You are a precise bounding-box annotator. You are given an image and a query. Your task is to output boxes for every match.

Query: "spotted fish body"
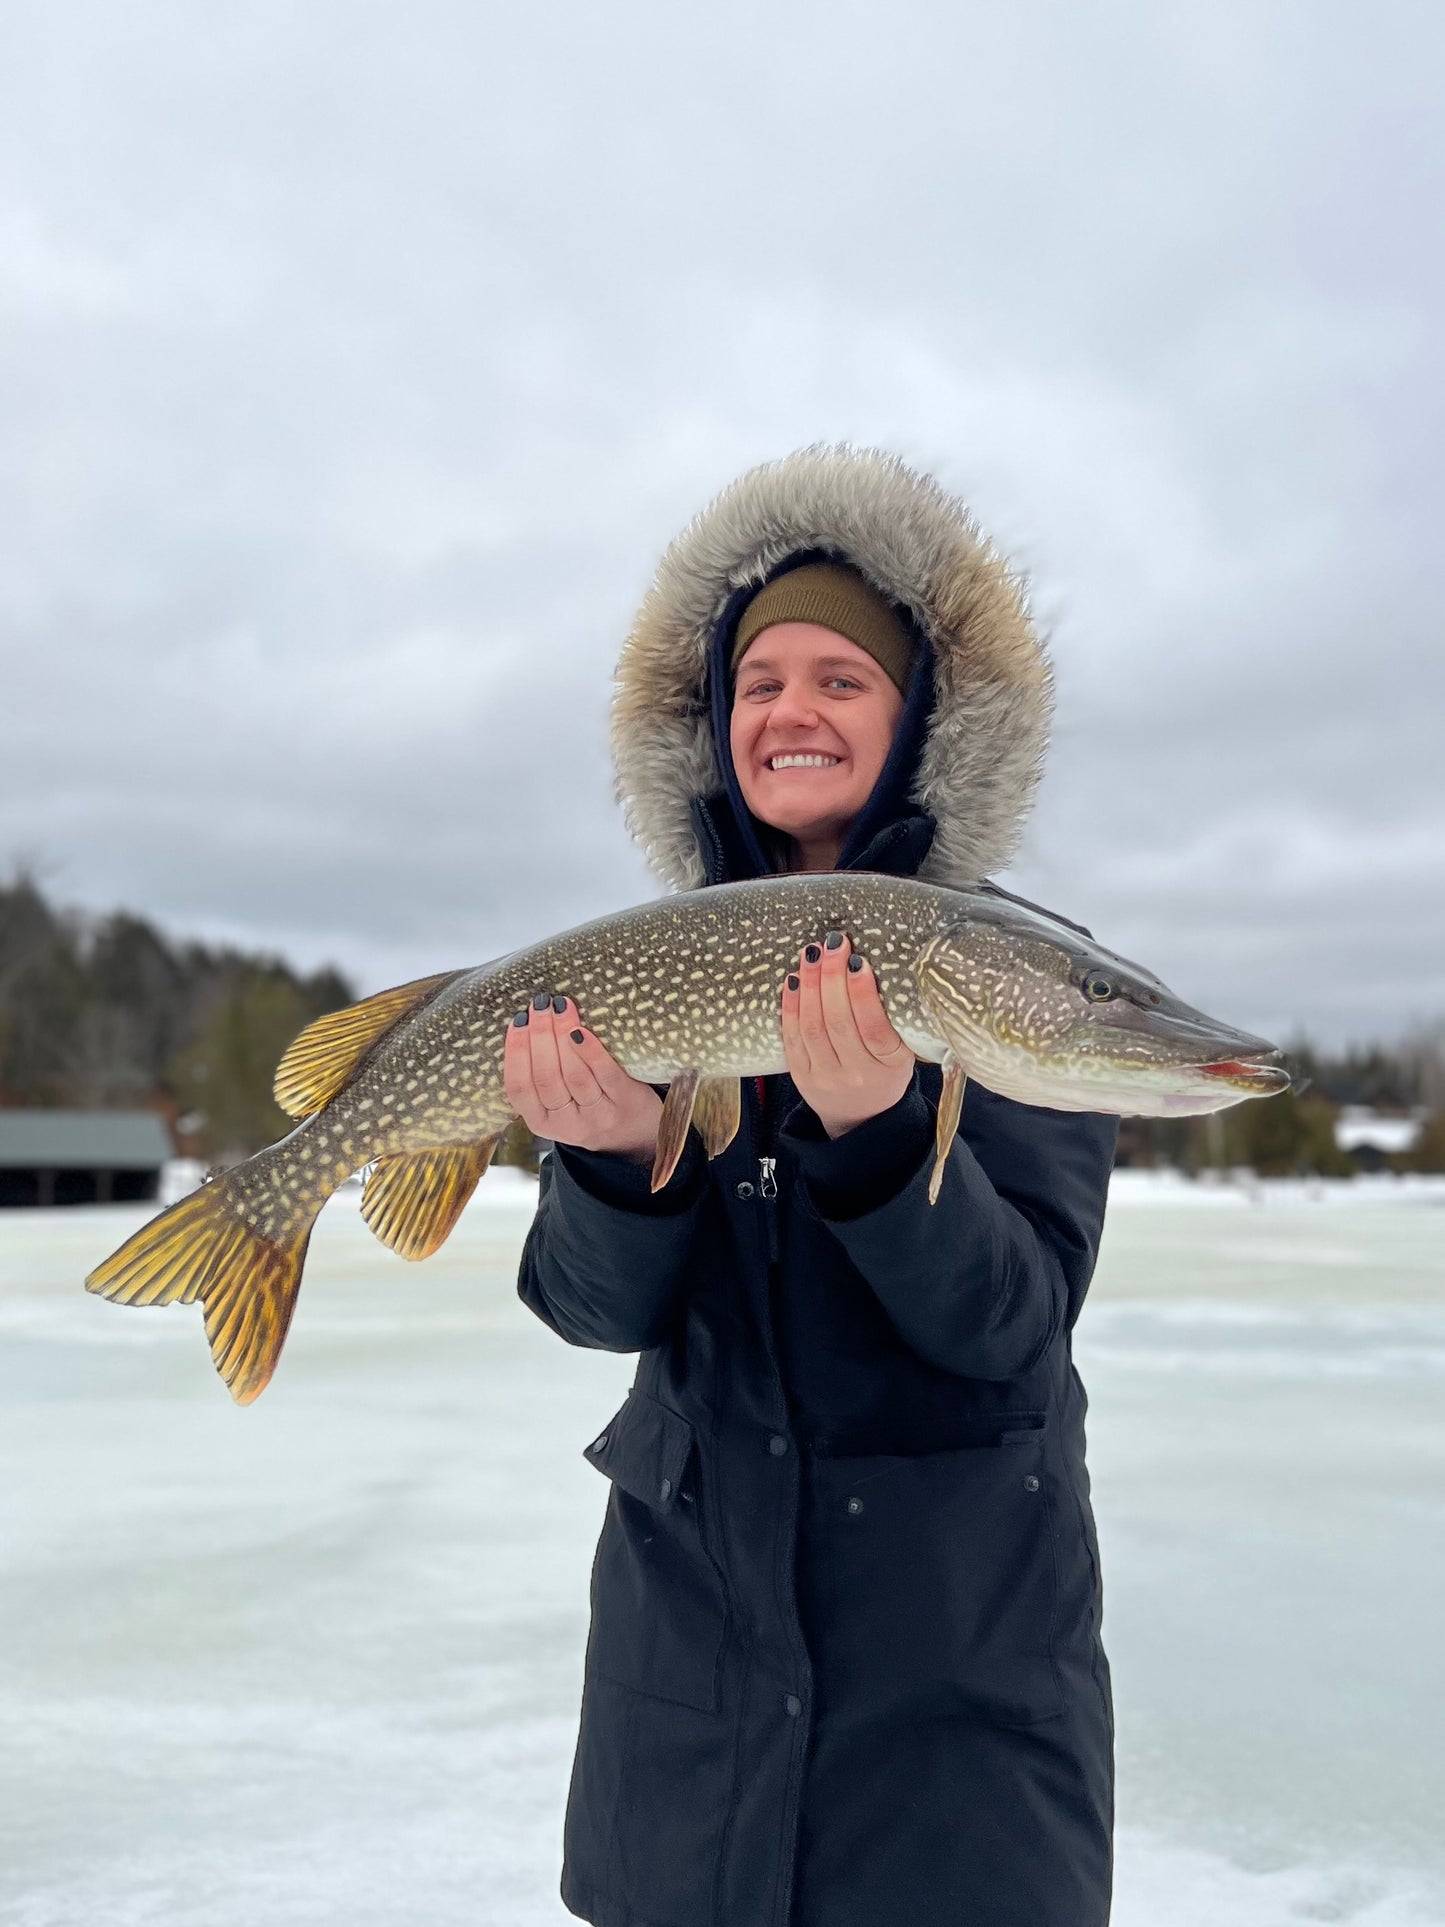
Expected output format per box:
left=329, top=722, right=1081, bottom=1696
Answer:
left=206, top=876, right=948, bottom=1264
left=86, top=872, right=1288, bottom=1403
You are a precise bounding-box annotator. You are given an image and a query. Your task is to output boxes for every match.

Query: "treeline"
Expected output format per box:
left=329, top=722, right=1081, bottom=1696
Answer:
left=0, top=873, right=355, bottom=1163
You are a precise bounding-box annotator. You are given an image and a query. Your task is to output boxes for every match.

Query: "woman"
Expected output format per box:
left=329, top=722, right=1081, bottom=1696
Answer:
left=506, top=448, right=1118, bottom=1927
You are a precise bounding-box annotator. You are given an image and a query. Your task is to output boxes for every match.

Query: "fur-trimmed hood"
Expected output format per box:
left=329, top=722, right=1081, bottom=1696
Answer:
left=611, top=444, right=1053, bottom=892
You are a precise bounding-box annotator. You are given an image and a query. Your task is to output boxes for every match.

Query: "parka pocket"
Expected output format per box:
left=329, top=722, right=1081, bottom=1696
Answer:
left=582, top=1392, right=728, bottom=1714
left=801, top=1423, right=1063, bottom=1727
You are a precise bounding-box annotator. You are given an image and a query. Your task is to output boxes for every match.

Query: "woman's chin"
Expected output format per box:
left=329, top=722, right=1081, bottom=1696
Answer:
left=746, top=786, right=865, bottom=842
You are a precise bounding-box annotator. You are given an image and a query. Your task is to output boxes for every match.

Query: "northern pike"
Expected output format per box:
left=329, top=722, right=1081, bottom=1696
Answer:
left=86, top=873, right=1288, bottom=1403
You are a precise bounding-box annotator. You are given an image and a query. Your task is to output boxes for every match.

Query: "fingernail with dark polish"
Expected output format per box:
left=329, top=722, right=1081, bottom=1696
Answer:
left=570, top=1028, right=584, bottom=1045
left=552, top=995, right=567, bottom=1015
left=787, top=974, right=799, bottom=993
left=804, top=944, right=820, bottom=964
left=513, top=1008, right=529, bottom=1027
left=847, top=953, right=864, bottom=973
left=825, top=930, right=843, bottom=950
left=532, top=992, right=550, bottom=1011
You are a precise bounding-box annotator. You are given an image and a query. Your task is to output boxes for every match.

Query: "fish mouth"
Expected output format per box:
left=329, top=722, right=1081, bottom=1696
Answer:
left=1195, top=1054, right=1292, bottom=1095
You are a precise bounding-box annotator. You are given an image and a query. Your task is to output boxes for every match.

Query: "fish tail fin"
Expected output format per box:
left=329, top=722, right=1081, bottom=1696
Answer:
left=85, top=1173, right=316, bottom=1405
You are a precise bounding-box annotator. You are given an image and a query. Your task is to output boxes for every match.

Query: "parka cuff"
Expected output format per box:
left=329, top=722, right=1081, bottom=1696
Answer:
left=552, top=1134, right=707, bottom=1217
left=780, top=1081, right=935, bottom=1220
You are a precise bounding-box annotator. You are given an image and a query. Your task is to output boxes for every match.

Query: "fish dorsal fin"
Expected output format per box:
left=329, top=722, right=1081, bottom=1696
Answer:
left=273, top=971, right=463, bottom=1118
left=361, top=1134, right=506, bottom=1261
left=693, top=1077, right=741, bottom=1158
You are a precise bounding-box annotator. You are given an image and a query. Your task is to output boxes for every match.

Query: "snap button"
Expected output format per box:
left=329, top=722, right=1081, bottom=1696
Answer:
left=659, top=1478, right=673, bottom=1502
left=735, top=1180, right=755, bottom=1200
left=845, top=1496, right=864, bottom=1516
left=783, top=1694, right=803, bottom=1718
left=768, top=1434, right=788, bottom=1457
left=589, top=1433, right=609, bottom=1453
left=1024, top=1475, right=1040, bottom=1493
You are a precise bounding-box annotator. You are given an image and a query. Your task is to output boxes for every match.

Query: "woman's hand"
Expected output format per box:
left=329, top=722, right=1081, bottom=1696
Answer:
left=782, top=931, right=915, bottom=1138
left=503, top=995, right=663, bottom=1164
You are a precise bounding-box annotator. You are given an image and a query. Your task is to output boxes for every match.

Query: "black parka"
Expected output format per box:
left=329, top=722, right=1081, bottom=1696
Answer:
left=517, top=449, right=1119, bottom=1927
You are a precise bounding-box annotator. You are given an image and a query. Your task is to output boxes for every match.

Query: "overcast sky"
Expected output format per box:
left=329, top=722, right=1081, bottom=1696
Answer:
left=2, top=1, right=1441, bottom=1048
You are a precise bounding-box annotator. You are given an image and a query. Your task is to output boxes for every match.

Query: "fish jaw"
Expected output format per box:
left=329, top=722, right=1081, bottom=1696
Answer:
left=915, top=923, right=1292, bottom=1119
left=916, top=1033, right=1292, bottom=1118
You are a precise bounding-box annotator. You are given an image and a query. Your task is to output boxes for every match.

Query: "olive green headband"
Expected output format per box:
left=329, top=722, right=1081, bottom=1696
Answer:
left=730, top=561, right=916, bottom=694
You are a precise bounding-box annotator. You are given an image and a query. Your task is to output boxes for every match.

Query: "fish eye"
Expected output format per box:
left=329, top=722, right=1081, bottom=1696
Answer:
left=1082, top=972, right=1116, bottom=1002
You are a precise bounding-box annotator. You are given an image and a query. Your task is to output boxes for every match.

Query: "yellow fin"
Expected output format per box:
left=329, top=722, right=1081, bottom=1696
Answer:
left=692, top=1076, right=741, bottom=1158
left=361, top=1134, right=504, bottom=1260
left=86, top=1177, right=311, bottom=1405
left=651, top=1068, right=700, bottom=1192
left=929, top=1057, right=966, bottom=1206
left=273, top=970, right=463, bottom=1118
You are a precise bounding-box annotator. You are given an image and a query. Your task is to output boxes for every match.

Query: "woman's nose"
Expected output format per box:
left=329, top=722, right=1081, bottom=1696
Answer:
left=768, top=681, right=821, bottom=727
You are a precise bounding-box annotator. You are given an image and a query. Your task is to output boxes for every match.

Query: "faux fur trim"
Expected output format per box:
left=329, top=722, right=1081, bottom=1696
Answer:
left=611, top=444, right=1052, bottom=891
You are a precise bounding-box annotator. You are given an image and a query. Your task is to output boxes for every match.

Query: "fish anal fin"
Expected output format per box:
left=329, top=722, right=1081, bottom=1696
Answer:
left=273, top=970, right=464, bottom=1119
left=929, top=1056, right=967, bottom=1206
left=692, top=1077, right=741, bottom=1159
left=651, top=1069, right=701, bottom=1192
left=86, top=1176, right=310, bottom=1404
left=361, top=1134, right=504, bottom=1260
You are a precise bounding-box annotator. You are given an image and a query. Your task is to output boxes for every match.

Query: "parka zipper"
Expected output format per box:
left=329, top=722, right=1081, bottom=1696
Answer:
left=757, top=1155, right=779, bottom=1257
left=750, top=1077, right=781, bottom=1261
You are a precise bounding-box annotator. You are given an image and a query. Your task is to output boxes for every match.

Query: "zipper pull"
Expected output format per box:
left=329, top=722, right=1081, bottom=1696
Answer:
left=758, top=1156, right=778, bottom=1200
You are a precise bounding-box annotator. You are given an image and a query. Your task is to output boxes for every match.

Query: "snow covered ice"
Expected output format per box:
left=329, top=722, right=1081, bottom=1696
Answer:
left=4, top=1170, right=1445, bottom=1925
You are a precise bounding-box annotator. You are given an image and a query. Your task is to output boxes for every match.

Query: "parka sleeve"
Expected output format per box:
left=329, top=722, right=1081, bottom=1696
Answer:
left=516, top=1137, right=708, bottom=1352
left=780, top=1077, right=1117, bottom=1381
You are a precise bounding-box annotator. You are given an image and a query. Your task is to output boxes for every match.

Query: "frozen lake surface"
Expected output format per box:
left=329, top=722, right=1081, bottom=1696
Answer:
left=4, top=1170, right=1444, bottom=1926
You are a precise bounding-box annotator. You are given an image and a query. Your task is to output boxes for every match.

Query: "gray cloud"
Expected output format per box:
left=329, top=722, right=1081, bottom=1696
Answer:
left=1, top=0, right=1441, bottom=1045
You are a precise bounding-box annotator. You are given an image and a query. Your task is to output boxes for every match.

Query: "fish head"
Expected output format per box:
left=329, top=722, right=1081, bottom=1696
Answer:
left=917, top=901, right=1292, bottom=1117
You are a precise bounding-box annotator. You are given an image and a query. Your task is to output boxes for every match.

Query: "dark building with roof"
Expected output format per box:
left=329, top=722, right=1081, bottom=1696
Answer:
left=0, top=1110, right=173, bottom=1207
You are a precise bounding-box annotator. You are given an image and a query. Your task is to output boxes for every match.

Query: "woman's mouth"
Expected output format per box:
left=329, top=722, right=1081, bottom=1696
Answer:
left=766, top=753, right=841, bottom=770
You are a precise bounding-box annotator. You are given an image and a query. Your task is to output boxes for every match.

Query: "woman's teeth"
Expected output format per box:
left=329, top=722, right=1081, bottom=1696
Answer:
left=768, top=753, right=840, bottom=769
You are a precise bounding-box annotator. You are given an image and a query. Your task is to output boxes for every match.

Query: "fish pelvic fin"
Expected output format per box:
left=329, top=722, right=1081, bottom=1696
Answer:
left=651, top=1068, right=701, bottom=1192
left=929, top=1057, right=966, bottom=1206
left=361, top=1134, right=505, bottom=1260
left=85, top=1176, right=313, bottom=1405
left=273, top=970, right=466, bottom=1119
left=692, top=1076, right=741, bottom=1158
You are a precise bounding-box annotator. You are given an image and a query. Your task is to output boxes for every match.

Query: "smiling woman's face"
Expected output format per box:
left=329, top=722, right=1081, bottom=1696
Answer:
left=729, top=621, right=905, bottom=870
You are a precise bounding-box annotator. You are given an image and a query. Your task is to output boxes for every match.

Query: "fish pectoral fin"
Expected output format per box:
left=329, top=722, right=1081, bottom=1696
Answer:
left=929, top=1057, right=967, bottom=1206
left=362, top=1134, right=505, bottom=1261
left=85, top=1176, right=309, bottom=1405
left=692, top=1076, right=742, bottom=1159
left=651, top=1068, right=701, bottom=1192
left=273, top=969, right=466, bottom=1119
